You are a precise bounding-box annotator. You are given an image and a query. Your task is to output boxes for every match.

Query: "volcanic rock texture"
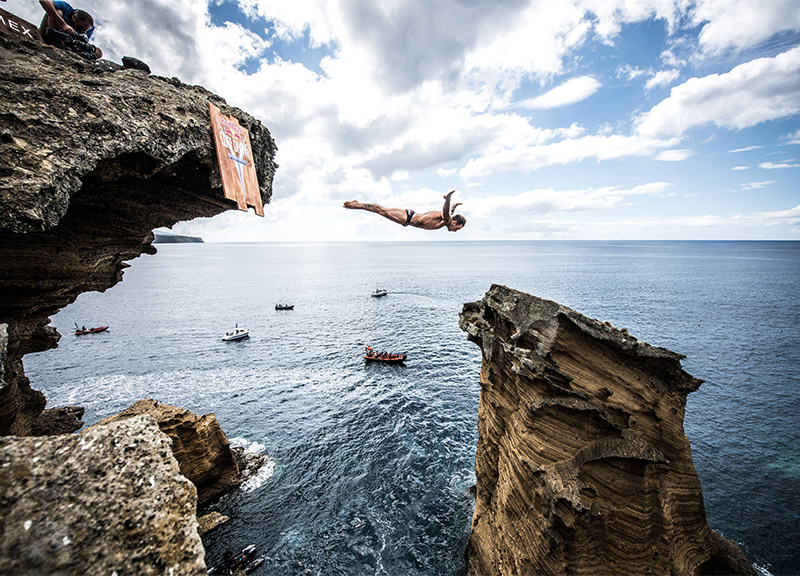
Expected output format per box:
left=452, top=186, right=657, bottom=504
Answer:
left=0, top=415, right=206, bottom=575
left=459, top=285, right=755, bottom=576
left=96, top=399, right=241, bottom=505
left=0, top=29, right=277, bottom=435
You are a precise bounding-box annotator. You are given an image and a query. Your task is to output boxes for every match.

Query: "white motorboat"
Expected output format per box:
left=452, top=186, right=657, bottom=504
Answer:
left=371, top=289, right=387, bottom=297
left=222, top=326, right=250, bottom=341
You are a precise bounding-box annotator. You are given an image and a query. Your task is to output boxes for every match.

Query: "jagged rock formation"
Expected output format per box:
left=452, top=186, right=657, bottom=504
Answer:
left=0, top=28, right=277, bottom=436
left=459, top=285, right=755, bottom=576
left=95, top=399, right=241, bottom=505
left=0, top=415, right=206, bottom=575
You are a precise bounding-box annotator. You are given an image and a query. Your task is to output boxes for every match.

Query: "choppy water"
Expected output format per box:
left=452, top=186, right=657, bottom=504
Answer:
left=25, top=241, right=800, bottom=575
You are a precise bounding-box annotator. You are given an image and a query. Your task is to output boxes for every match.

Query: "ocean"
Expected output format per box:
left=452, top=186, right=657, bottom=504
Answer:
left=25, top=241, right=800, bottom=575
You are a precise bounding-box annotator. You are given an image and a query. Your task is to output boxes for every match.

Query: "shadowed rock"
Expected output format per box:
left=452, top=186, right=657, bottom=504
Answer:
left=459, top=285, right=755, bottom=576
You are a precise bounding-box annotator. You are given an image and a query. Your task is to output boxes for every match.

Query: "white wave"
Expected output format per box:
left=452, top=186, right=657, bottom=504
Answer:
left=228, top=436, right=276, bottom=492
left=240, top=457, right=276, bottom=492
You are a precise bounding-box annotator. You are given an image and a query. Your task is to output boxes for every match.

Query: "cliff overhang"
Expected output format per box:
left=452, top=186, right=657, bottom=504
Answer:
left=0, top=28, right=277, bottom=435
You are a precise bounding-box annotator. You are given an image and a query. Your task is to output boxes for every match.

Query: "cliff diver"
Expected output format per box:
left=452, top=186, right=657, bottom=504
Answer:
left=344, top=190, right=466, bottom=232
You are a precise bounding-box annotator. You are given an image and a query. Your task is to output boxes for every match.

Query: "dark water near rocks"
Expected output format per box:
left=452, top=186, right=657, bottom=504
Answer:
left=26, top=241, right=800, bottom=575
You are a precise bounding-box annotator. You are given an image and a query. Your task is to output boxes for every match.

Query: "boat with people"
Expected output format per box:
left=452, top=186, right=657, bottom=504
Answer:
left=207, top=544, right=264, bottom=575
left=363, top=346, right=406, bottom=364
left=371, top=289, right=387, bottom=297
left=275, top=304, right=294, bottom=310
left=74, top=323, right=108, bottom=336
left=222, top=324, right=250, bottom=341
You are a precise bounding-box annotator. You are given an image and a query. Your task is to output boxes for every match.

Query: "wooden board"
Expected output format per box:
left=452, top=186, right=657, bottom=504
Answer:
left=0, top=7, right=40, bottom=41
left=208, top=103, right=264, bottom=216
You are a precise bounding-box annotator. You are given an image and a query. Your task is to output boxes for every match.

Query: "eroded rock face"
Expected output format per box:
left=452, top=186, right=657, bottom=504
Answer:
left=96, top=399, right=240, bottom=505
left=459, top=285, right=754, bottom=576
left=0, top=29, right=277, bottom=435
left=0, top=415, right=206, bottom=575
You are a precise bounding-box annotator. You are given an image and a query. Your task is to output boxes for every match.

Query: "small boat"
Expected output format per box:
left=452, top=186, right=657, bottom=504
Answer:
left=207, top=544, right=264, bottom=575
left=74, top=324, right=108, bottom=336
left=363, top=346, right=406, bottom=364
left=222, top=325, right=250, bottom=341
left=371, top=289, right=387, bottom=297
left=275, top=304, right=294, bottom=310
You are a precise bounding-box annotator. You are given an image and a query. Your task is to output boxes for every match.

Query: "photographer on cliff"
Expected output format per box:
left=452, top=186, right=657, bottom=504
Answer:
left=38, top=0, right=102, bottom=59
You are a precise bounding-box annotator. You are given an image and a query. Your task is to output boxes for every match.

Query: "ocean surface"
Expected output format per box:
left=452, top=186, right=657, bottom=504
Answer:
left=25, top=241, right=799, bottom=575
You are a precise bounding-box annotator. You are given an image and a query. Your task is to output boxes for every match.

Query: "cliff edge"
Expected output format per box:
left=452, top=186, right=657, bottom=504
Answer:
left=0, top=28, right=277, bottom=435
left=459, top=285, right=755, bottom=576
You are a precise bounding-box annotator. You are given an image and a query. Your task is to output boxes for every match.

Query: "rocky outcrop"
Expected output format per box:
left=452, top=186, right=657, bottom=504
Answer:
left=459, top=285, right=755, bottom=576
left=96, top=399, right=240, bottom=505
left=0, top=415, right=206, bottom=575
left=0, top=28, right=277, bottom=436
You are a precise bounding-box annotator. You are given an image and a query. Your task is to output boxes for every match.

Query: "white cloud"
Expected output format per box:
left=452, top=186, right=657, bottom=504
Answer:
left=785, top=130, right=800, bottom=145
left=727, top=145, right=763, bottom=153
left=690, top=0, right=800, bottom=54
left=518, top=76, right=602, bottom=109
left=756, top=204, right=800, bottom=226
left=467, top=182, right=673, bottom=216
left=741, top=180, right=775, bottom=190
left=636, top=46, right=800, bottom=138
left=459, top=133, right=679, bottom=178
left=656, top=149, right=694, bottom=161
left=759, top=161, right=800, bottom=169
left=616, top=64, right=646, bottom=80
left=645, top=69, right=680, bottom=90
left=731, top=166, right=750, bottom=171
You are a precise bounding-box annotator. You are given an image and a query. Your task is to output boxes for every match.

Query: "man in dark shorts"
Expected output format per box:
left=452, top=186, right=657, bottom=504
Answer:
left=39, top=0, right=102, bottom=58
left=344, top=190, right=466, bottom=232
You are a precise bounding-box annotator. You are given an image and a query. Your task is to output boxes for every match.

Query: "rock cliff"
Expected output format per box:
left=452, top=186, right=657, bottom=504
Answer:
left=0, top=28, right=277, bottom=435
left=0, top=415, right=206, bottom=575
left=459, top=285, right=755, bottom=576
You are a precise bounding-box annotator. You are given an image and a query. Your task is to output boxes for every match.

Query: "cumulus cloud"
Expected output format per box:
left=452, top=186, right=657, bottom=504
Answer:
left=645, top=69, right=680, bottom=90
left=635, top=46, right=800, bottom=138
left=690, top=0, right=800, bottom=54
left=467, top=182, right=673, bottom=216
left=518, top=76, right=602, bottom=109
left=786, top=130, right=800, bottom=145
left=459, top=133, right=679, bottom=178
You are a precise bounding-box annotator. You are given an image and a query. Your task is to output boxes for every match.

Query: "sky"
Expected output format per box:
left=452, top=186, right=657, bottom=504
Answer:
left=14, top=0, right=800, bottom=241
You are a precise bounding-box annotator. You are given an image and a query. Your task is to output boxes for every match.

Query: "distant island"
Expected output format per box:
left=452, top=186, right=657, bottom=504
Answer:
left=153, top=232, right=204, bottom=244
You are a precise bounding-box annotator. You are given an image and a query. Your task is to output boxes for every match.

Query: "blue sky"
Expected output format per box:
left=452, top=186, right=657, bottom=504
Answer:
left=15, top=0, right=800, bottom=240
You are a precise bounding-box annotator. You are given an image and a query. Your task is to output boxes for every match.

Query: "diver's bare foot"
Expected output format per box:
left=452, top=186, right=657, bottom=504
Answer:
left=444, top=190, right=455, bottom=199
left=343, top=200, right=360, bottom=209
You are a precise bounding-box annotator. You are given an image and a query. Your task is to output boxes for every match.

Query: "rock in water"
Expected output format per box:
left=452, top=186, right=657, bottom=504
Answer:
left=459, top=285, right=755, bottom=576
left=0, top=415, right=206, bottom=575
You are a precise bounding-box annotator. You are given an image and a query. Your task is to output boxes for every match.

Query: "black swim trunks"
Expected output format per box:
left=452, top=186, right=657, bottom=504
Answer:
left=404, top=209, right=415, bottom=227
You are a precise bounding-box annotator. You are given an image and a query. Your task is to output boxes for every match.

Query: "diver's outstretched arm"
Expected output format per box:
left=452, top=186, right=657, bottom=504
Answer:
left=442, top=191, right=455, bottom=225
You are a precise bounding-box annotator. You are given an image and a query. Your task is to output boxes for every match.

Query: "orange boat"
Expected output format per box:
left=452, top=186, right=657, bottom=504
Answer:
left=74, top=324, right=109, bottom=336
left=363, top=346, right=406, bottom=364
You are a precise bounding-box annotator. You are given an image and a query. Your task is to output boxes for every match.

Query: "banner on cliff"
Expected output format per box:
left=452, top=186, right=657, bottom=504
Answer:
left=208, top=103, right=264, bottom=217
left=0, top=8, right=40, bottom=41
